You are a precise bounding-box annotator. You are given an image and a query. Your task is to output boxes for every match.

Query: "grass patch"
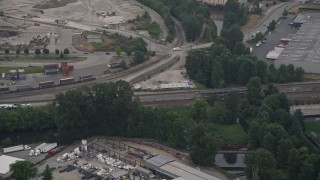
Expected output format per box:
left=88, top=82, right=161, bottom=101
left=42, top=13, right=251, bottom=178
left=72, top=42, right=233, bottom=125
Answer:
left=0, top=55, right=86, bottom=61
left=194, top=82, right=206, bottom=89
left=136, top=22, right=161, bottom=39
left=0, top=66, right=43, bottom=74
left=215, top=124, right=248, bottom=144
left=305, top=121, right=320, bottom=136
left=242, top=14, right=264, bottom=33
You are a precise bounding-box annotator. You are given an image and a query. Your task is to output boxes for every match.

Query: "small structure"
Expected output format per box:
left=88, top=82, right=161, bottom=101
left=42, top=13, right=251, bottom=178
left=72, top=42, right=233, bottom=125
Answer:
left=9, top=70, right=18, bottom=80
left=18, top=69, right=25, bottom=80
left=0, top=155, right=25, bottom=178
left=86, top=35, right=102, bottom=43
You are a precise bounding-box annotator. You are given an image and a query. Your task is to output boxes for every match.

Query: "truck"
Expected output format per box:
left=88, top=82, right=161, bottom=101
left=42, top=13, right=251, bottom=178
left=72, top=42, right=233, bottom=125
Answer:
left=3, top=145, right=30, bottom=154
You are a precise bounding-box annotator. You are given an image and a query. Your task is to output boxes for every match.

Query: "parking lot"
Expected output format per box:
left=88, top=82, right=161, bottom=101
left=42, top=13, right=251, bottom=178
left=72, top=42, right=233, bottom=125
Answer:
left=251, top=14, right=299, bottom=65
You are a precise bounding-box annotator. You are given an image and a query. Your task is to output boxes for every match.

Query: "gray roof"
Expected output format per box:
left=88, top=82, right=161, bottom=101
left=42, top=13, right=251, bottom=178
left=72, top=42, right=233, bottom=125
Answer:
left=145, top=155, right=174, bottom=167
left=276, top=12, right=320, bottom=73
left=109, top=169, right=127, bottom=178
left=135, top=166, right=152, bottom=176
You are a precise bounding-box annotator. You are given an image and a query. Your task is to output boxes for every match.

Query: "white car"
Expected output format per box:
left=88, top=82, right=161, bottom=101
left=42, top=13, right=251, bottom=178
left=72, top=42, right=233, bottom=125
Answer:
left=173, top=47, right=182, bottom=51
left=256, top=41, right=262, bottom=47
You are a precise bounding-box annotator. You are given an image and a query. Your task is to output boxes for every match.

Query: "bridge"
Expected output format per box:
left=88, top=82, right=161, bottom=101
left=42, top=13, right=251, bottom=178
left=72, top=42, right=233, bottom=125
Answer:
left=197, top=0, right=228, bottom=6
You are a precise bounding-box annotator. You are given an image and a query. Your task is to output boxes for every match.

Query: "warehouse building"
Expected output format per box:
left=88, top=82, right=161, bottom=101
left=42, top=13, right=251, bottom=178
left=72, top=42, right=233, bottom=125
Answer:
left=0, top=155, right=24, bottom=178
left=275, top=12, right=320, bottom=73
left=145, top=155, right=221, bottom=180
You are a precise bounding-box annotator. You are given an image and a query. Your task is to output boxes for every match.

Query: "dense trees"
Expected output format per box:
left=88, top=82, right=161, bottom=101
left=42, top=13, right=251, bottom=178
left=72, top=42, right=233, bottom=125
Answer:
left=241, top=77, right=320, bottom=180
left=138, top=0, right=212, bottom=42
left=10, top=160, right=37, bottom=180
left=42, top=165, right=53, bottom=180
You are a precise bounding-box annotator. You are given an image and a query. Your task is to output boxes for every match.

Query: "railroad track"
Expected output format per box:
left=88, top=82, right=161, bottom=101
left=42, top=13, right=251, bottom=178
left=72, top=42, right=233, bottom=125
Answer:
left=0, top=54, right=170, bottom=100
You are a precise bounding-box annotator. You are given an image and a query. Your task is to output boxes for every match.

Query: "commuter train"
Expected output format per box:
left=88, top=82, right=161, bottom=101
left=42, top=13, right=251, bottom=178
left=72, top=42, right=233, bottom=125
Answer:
left=0, top=74, right=96, bottom=94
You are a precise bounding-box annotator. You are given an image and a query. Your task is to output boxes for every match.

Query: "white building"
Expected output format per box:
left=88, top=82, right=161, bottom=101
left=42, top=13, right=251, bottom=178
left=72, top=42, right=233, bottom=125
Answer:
left=0, top=155, right=25, bottom=178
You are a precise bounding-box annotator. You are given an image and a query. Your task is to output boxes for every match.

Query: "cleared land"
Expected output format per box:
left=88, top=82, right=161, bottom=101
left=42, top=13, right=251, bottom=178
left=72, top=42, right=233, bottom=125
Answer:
left=241, top=14, right=263, bottom=33
left=33, top=0, right=77, bottom=9
left=289, top=4, right=320, bottom=14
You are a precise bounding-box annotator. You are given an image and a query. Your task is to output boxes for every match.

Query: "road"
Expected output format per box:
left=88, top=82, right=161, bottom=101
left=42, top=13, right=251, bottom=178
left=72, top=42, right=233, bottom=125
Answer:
left=243, top=0, right=299, bottom=41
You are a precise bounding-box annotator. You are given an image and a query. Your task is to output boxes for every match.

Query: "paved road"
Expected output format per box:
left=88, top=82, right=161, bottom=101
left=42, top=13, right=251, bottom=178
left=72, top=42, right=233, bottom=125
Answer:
left=243, top=0, right=299, bottom=41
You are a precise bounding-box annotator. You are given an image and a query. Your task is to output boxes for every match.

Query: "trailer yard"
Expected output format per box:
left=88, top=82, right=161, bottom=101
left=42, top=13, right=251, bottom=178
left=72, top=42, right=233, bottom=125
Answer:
left=1, top=138, right=225, bottom=179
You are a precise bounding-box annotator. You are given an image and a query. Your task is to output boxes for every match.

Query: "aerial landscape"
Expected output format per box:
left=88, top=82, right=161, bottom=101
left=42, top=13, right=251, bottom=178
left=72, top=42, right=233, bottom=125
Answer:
left=0, top=0, right=320, bottom=179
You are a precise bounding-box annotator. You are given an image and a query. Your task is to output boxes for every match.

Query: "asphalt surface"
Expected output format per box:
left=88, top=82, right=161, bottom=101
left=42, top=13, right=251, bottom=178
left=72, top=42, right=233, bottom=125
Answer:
left=251, top=15, right=299, bottom=65
left=243, top=0, right=300, bottom=41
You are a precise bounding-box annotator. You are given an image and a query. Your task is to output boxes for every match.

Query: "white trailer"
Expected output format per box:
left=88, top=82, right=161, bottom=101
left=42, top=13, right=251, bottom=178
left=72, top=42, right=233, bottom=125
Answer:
left=41, top=143, right=57, bottom=153
left=3, top=145, right=24, bottom=154
left=34, top=143, right=47, bottom=151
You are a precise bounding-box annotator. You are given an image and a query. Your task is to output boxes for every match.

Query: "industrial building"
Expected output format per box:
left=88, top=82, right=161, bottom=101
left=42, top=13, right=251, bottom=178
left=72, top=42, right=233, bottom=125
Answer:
left=145, top=155, right=220, bottom=180
left=275, top=12, right=320, bottom=73
left=0, top=155, right=24, bottom=178
left=86, top=35, right=102, bottom=43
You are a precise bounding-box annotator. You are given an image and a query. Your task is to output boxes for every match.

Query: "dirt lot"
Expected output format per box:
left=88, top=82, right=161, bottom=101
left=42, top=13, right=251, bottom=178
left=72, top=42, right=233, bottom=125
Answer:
left=33, top=0, right=77, bottom=9
left=74, top=32, right=136, bottom=52
left=241, top=14, right=264, bottom=33
left=289, top=4, right=320, bottom=14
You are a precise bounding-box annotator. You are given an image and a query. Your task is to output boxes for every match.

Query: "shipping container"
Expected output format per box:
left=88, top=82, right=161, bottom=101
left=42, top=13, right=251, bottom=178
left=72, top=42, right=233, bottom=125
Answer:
left=41, top=143, right=57, bottom=153
left=39, top=81, right=54, bottom=88
left=3, top=145, right=24, bottom=153
left=60, top=77, right=75, bottom=86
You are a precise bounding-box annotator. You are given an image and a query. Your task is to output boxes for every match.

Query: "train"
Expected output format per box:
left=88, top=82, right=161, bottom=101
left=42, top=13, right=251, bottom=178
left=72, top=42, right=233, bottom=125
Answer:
left=0, top=74, right=96, bottom=94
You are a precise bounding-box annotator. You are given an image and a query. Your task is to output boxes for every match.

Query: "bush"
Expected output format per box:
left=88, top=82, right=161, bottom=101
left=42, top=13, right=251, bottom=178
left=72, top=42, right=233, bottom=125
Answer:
left=4, top=49, right=9, bottom=54
left=35, top=48, right=41, bottom=55
left=63, top=48, right=70, bottom=55
left=24, top=48, right=29, bottom=54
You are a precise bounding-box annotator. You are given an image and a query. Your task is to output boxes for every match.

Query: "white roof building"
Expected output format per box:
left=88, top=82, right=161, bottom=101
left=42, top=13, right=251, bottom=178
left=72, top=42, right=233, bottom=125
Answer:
left=0, top=155, right=24, bottom=177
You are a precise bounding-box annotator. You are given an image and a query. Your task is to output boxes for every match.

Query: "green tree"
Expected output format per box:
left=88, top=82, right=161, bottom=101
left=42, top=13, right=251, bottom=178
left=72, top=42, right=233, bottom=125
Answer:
left=5, top=49, right=9, bottom=54
left=120, top=59, right=127, bottom=70
left=55, top=49, right=59, bottom=55
left=254, top=32, right=264, bottom=43
left=16, top=49, right=20, bottom=55
left=115, top=46, right=121, bottom=57
left=190, top=99, right=208, bottom=122
left=59, top=52, right=64, bottom=59
left=43, top=48, right=49, bottom=54
left=225, top=91, right=240, bottom=122
left=63, top=48, right=70, bottom=55
left=282, top=8, right=288, bottom=17
left=189, top=123, right=220, bottom=166
left=276, top=138, right=293, bottom=169
left=246, top=76, right=262, bottom=106
left=35, top=48, right=41, bottom=55
left=288, top=148, right=301, bottom=179
left=1, top=137, right=13, bottom=147
left=245, top=148, right=277, bottom=180
left=210, top=61, right=224, bottom=88
left=42, top=165, right=53, bottom=180
left=10, top=160, right=37, bottom=180
left=0, top=11, right=3, bottom=17
left=298, top=162, right=315, bottom=180
left=267, top=20, right=276, bottom=31
left=133, top=50, right=145, bottom=64
left=248, top=121, right=261, bottom=147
